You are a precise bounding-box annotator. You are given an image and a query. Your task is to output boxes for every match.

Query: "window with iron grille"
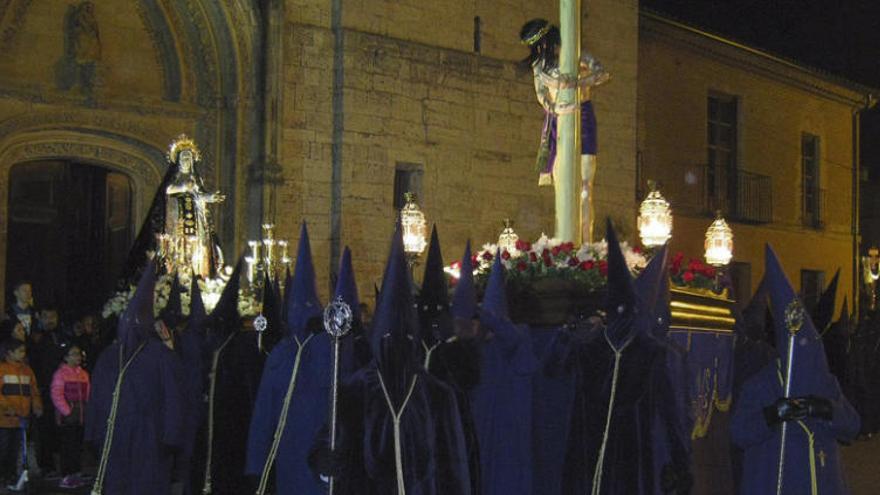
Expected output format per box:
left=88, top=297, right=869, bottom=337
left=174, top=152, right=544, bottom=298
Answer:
left=802, top=133, right=822, bottom=228
left=393, top=162, right=423, bottom=210
left=707, top=94, right=738, bottom=209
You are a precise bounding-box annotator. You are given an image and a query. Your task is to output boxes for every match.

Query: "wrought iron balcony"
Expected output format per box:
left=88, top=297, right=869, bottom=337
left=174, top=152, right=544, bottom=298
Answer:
left=703, top=166, right=773, bottom=224
left=635, top=162, right=773, bottom=224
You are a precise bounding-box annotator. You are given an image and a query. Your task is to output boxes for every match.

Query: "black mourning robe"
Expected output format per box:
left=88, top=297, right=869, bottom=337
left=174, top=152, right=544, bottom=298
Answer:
left=549, top=323, right=692, bottom=495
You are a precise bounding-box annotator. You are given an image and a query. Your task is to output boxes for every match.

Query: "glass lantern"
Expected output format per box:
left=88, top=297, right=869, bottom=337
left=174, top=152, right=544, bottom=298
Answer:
left=704, top=211, right=734, bottom=267
left=637, top=182, right=673, bottom=248
left=498, top=218, right=519, bottom=253
left=400, top=192, right=428, bottom=261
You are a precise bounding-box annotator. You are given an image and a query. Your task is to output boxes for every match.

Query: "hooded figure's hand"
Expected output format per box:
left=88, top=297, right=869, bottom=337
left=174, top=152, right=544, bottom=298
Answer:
left=763, top=398, right=808, bottom=426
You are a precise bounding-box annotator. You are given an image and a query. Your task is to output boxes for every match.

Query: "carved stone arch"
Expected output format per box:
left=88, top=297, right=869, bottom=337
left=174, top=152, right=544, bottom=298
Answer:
left=0, top=129, right=166, bottom=223
left=0, top=128, right=167, bottom=302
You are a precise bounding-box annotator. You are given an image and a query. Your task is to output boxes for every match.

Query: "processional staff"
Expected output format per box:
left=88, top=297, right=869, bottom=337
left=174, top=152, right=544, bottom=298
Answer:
left=323, top=296, right=353, bottom=495
left=776, top=300, right=805, bottom=495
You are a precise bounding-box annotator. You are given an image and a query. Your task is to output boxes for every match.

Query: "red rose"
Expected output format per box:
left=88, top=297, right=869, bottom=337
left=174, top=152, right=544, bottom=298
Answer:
left=683, top=271, right=695, bottom=283
left=580, top=260, right=595, bottom=271
left=599, top=260, right=608, bottom=276
left=671, top=252, right=685, bottom=273
left=704, top=266, right=716, bottom=278
left=515, top=240, right=531, bottom=251
left=501, top=250, right=511, bottom=260
left=471, top=255, right=479, bottom=266
left=568, top=256, right=580, bottom=267
left=561, top=242, right=575, bottom=253
left=633, top=245, right=642, bottom=254
left=542, top=248, right=551, bottom=257
left=551, top=246, right=562, bottom=256
left=529, top=252, right=538, bottom=262
left=482, top=251, right=494, bottom=261
left=688, top=259, right=702, bottom=272
left=517, top=261, right=527, bottom=272
left=543, top=254, right=553, bottom=267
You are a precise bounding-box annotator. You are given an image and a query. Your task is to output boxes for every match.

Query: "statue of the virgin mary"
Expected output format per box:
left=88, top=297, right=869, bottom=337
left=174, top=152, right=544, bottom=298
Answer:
left=158, top=134, right=225, bottom=278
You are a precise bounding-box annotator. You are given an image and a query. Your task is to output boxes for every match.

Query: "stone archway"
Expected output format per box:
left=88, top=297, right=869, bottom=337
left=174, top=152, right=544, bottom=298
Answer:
left=0, top=129, right=167, bottom=306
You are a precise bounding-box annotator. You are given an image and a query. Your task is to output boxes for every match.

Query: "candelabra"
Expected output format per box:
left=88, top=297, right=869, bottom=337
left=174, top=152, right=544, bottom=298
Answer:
left=245, top=224, right=292, bottom=290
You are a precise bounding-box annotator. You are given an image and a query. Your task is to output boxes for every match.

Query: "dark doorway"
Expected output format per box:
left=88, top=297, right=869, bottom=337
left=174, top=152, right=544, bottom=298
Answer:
left=6, top=160, right=133, bottom=319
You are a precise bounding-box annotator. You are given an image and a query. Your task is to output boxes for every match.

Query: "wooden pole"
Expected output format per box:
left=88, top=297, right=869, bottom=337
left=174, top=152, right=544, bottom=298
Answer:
left=556, top=0, right=581, bottom=243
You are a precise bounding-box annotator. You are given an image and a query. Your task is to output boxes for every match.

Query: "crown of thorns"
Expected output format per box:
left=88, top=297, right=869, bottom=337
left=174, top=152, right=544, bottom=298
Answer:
left=522, top=24, right=551, bottom=46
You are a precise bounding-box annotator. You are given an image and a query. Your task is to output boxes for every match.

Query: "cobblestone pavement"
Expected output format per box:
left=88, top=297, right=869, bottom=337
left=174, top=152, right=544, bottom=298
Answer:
left=843, top=435, right=880, bottom=495
left=3, top=435, right=878, bottom=494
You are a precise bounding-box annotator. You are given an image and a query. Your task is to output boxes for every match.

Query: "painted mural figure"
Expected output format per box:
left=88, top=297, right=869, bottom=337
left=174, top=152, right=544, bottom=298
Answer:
left=56, top=1, right=101, bottom=98
left=159, top=135, right=225, bottom=278
left=520, top=18, right=610, bottom=241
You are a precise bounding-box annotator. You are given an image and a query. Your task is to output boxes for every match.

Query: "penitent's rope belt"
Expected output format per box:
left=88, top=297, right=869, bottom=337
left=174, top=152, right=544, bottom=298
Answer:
left=255, top=334, right=315, bottom=495
left=377, top=371, right=419, bottom=495
left=91, top=342, right=146, bottom=495
left=201, top=332, right=236, bottom=494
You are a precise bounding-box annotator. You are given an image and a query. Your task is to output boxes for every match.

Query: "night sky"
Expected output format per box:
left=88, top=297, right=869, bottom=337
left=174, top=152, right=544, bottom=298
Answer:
left=642, top=0, right=880, bottom=176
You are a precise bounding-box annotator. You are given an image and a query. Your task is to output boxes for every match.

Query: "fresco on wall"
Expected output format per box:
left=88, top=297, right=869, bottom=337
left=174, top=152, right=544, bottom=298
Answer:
left=55, top=1, right=101, bottom=101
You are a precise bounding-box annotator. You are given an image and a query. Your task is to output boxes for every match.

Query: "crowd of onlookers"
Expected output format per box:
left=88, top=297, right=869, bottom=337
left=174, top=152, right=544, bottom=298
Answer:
left=0, top=281, right=107, bottom=491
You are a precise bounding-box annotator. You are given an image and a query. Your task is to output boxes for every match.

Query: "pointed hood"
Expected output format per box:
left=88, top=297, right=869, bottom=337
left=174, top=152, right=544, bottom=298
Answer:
left=739, top=274, right=771, bottom=343
left=481, top=252, right=510, bottom=321
left=118, top=261, right=157, bottom=358
left=260, top=273, right=284, bottom=351
left=210, top=257, right=243, bottom=337
left=334, top=246, right=361, bottom=323
left=159, top=273, right=185, bottom=329
left=285, top=222, right=324, bottom=338
left=764, top=244, right=830, bottom=395
left=604, top=219, right=645, bottom=347
left=188, top=274, right=207, bottom=335
left=451, top=241, right=477, bottom=320
left=417, top=226, right=453, bottom=344
left=813, top=269, right=840, bottom=334
left=634, top=243, right=670, bottom=336
left=371, top=227, right=421, bottom=392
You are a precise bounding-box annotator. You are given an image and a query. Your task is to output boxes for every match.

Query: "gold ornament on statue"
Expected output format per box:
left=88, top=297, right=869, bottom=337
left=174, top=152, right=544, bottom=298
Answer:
left=158, top=135, right=224, bottom=278
left=167, top=134, right=202, bottom=163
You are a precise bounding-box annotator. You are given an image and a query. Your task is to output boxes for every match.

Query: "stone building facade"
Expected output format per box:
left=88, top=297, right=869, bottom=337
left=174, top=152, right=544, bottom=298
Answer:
left=0, top=0, right=639, bottom=306
left=0, top=1, right=871, bottom=313
left=638, top=12, right=874, bottom=313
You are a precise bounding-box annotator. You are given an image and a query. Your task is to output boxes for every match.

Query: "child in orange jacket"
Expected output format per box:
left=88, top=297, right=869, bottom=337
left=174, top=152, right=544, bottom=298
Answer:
left=0, top=338, right=42, bottom=485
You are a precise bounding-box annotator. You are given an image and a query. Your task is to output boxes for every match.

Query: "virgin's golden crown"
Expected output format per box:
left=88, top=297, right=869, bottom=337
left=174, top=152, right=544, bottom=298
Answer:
left=167, top=134, right=201, bottom=163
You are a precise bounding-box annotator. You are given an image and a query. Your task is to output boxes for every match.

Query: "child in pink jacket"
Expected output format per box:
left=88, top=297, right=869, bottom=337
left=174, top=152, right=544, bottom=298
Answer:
left=50, top=345, right=90, bottom=489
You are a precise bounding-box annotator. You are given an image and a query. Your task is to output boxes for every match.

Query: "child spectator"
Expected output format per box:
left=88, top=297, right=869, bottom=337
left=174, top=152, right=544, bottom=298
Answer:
left=0, top=339, right=42, bottom=487
left=50, top=345, right=89, bottom=489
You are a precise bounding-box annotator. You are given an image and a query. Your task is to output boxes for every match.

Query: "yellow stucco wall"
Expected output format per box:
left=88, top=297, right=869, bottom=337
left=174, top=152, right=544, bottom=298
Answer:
left=639, top=15, right=865, bottom=313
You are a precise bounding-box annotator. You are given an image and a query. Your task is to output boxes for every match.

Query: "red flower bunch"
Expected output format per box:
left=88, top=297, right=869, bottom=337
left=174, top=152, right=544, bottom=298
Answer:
left=669, top=252, right=716, bottom=290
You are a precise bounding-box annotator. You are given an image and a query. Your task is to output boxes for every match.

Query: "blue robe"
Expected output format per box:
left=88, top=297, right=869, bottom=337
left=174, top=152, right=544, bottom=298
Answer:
left=245, top=332, right=334, bottom=494
left=85, top=339, right=185, bottom=495
left=730, top=359, right=859, bottom=495
left=469, top=317, right=537, bottom=495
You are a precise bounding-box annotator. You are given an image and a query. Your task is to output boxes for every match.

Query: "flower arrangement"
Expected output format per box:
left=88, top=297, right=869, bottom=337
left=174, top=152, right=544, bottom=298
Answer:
left=669, top=252, right=717, bottom=290
left=101, top=273, right=260, bottom=320
left=446, top=233, right=648, bottom=293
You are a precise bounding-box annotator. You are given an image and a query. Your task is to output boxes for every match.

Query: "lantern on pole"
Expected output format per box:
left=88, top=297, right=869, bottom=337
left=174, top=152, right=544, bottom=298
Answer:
left=498, top=218, right=519, bottom=253
left=704, top=211, right=734, bottom=267
left=400, top=192, right=428, bottom=266
left=638, top=181, right=673, bottom=248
